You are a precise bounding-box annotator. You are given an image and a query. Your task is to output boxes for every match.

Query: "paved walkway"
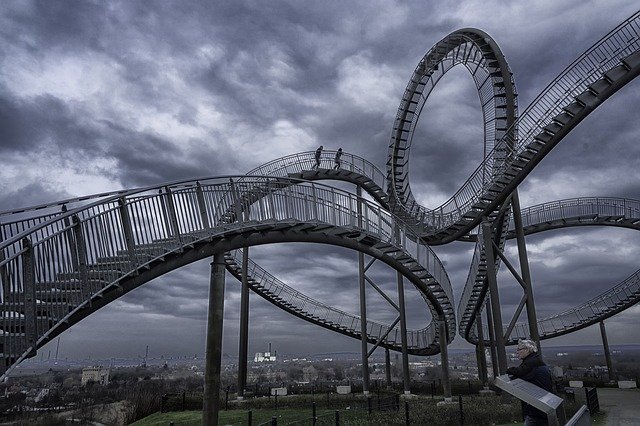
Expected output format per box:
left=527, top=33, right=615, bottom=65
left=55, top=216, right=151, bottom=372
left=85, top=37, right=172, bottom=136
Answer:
left=595, top=388, right=640, bottom=425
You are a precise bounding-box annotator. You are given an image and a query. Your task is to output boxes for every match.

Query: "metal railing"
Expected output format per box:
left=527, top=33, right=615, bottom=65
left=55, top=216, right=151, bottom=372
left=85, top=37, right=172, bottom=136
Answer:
left=514, top=197, right=640, bottom=229
left=455, top=12, right=640, bottom=342
left=459, top=197, right=640, bottom=343
left=226, top=250, right=434, bottom=349
left=397, top=12, right=640, bottom=235
left=0, top=176, right=454, bottom=376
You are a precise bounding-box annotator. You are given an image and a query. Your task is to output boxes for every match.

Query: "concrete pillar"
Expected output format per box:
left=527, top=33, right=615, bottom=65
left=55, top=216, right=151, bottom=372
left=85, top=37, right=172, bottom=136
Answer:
left=203, top=253, right=226, bottom=426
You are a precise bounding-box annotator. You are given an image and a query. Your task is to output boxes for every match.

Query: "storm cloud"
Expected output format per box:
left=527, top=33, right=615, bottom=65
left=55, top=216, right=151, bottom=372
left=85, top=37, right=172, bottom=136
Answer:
left=1, top=0, right=639, bottom=360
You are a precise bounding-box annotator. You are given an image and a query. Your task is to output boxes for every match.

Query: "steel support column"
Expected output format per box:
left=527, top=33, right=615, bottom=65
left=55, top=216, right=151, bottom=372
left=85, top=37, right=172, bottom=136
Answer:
left=356, top=186, right=370, bottom=395
left=485, top=301, right=498, bottom=378
left=599, top=320, right=615, bottom=381
left=511, top=191, right=541, bottom=353
left=396, top=269, right=410, bottom=395
left=203, top=253, right=226, bottom=426
left=385, top=348, right=392, bottom=387
left=439, top=315, right=452, bottom=400
left=476, top=312, right=488, bottom=386
left=482, top=221, right=508, bottom=376
left=237, top=247, right=250, bottom=399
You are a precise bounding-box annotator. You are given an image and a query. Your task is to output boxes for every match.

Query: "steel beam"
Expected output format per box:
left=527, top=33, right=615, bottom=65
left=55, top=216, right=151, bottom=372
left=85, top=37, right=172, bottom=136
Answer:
left=385, top=348, right=392, bottom=387
left=486, top=301, right=498, bottom=378
left=504, top=295, right=527, bottom=341
left=511, top=191, right=541, bottom=353
left=482, top=221, right=508, bottom=375
left=599, top=320, right=615, bottom=381
left=203, top=253, right=226, bottom=426
left=367, top=316, right=400, bottom=357
left=476, top=312, right=488, bottom=386
left=439, top=315, right=452, bottom=399
left=397, top=265, right=410, bottom=395
left=364, top=275, right=400, bottom=312
left=237, top=247, right=250, bottom=399
left=357, top=186, right=370, bottom=395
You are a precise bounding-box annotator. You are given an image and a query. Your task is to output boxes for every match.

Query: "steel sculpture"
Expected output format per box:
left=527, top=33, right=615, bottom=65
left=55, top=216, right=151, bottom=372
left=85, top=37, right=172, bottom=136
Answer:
left=0, top=11, right=639, bottom=424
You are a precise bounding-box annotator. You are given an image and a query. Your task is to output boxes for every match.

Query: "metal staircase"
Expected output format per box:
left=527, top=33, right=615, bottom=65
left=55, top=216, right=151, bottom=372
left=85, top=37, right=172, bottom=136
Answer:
left=0, top=177, right=454, bottom=377
left=457, top=13, right=640, bottom=343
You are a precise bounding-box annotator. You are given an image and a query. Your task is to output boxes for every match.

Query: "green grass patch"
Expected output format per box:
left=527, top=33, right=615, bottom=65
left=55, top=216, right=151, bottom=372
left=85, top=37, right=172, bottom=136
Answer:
left=131, top=408, right=341, bottom=426
left=133, top=392, right=531, bottom=425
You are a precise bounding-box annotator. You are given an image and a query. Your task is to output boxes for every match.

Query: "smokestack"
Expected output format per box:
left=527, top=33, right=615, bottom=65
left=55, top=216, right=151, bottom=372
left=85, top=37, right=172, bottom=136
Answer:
left=269, top=342, right=271, bottom=353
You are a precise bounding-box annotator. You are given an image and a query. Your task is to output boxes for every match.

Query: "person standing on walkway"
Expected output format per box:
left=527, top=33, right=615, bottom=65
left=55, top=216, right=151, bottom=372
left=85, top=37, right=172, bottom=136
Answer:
left=313, top=145, right=323, bottom=170
left=333, top=148, right=343, bottom=170
left=507, top=339, right=552, bottom=426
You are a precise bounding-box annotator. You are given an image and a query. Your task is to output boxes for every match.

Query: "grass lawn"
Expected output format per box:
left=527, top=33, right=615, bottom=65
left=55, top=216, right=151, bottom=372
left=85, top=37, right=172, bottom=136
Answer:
left=131, top=408, right=341, bottom=426
left=133, top=392, right=604, bottom=425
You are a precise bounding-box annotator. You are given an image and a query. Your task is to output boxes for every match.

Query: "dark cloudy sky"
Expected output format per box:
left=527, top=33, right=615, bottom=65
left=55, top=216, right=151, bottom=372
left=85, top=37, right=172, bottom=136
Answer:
left=1, top=1, right=639, bottom=362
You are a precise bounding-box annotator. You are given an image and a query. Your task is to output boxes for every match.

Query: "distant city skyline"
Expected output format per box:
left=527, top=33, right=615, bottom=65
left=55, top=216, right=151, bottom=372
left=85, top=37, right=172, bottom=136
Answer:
left=1, top=1, right=639, bottom=361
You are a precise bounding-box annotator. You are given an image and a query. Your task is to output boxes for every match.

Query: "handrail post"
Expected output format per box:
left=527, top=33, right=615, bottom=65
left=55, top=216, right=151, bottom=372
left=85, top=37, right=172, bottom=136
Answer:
left=195, top=182, right=211, bottom=229
left=162, top=186, right=182, bottom=244
left=229, top=178, right=242, bottom=223
left=0, top=235, right=11, bottom=304
left=71, top=215, right=91, bottom=304
left=21, top=238, right=37, bottom=357
left=118, top=197, right=137, bottom=270
left=61, top=205, right=80, bottom=274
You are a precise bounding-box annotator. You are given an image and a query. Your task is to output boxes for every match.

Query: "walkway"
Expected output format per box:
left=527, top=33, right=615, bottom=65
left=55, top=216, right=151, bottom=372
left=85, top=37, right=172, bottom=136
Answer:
left=597, top=387, right=640, bottom=426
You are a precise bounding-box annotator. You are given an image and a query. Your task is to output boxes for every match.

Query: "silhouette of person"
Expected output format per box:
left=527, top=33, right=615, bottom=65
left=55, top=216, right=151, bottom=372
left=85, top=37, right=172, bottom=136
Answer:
left=333, top=148, right=343, bottom=169
left=507, top=339, right=552, bottom=426
left=313, top=145, right=323, bottom=169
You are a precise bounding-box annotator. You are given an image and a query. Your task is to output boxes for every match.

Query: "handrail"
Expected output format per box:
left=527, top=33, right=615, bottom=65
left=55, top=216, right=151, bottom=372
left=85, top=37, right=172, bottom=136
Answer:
left=0, top=175, right=454, bottom=377
left=226, top=250, right=432, bottom=347
left=460, top=196, right=640, bottom=342
left=401, top=12, right=640, bottom=236
left=457, top=12, right=640, bottom=341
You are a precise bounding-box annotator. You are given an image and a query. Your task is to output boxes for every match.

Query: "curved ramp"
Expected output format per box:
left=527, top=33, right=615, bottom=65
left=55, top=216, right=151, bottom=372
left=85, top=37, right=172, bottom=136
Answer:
left=392, top=14, right=640, bottom=244
left=458, top=13, right=640, bottom=341
left=459, top=197, right=640, bottom=344
left=0, top=177, right=454, bottom=377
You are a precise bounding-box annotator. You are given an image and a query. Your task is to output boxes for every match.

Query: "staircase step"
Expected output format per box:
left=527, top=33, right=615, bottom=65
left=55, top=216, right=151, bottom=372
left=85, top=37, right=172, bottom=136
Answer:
left=622, top=50, right=640, bottom=70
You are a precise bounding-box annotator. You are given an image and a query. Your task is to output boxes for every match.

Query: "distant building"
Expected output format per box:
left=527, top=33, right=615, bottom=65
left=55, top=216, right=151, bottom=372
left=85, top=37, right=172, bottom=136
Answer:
left=254, top=351, right=277, bottom=362
left=254, top=342, right=277, bottom=362
left=81, top=366, right=110, bottom=386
